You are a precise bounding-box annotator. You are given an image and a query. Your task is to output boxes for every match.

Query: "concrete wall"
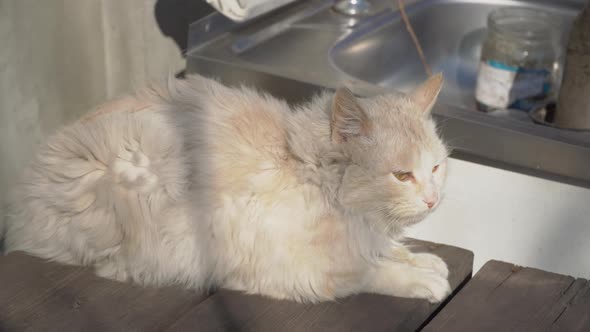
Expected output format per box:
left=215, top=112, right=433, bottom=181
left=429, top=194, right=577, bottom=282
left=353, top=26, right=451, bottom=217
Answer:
left=0, top=0, right=212, bottom=209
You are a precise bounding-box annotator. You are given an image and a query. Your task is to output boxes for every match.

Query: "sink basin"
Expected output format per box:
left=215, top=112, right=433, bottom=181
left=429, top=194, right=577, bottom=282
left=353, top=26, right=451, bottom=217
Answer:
left=329, top=0, right=579, bottom=111
left=187, top=0, right=590, bottom=186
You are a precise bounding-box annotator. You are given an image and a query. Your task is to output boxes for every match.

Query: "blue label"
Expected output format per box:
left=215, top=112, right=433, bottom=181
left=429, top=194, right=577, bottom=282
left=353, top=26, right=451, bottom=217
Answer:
left=486, top=60, right=551, bottom=111
left=487, top=60, right=550, bottom=75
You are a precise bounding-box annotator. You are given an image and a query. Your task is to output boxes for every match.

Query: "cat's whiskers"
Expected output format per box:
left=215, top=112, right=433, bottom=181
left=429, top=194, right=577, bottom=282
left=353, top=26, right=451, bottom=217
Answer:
left=439, top=195, right=463, bottom=206
left=380, top=204, right=425, bottom=234
left=383, top=216, right=402, bottom=234
left=434, top=117, right=453, bottom=132
left=447, top=146, right=477, bottom=155
left=444, top=136, right=476, bottom=149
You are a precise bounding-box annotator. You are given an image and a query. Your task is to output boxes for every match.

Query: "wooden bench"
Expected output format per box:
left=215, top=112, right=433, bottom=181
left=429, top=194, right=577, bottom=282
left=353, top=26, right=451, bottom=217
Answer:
left=5, top=242, right=589, bottom=331
left=423, top=260, right=590, bottom=331
left=0, top=240, right=472, bottom=332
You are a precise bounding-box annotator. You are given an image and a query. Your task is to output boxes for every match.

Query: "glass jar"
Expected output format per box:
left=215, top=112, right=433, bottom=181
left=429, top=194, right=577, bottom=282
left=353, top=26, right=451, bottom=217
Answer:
left=475, top=7, right=561, bottom=112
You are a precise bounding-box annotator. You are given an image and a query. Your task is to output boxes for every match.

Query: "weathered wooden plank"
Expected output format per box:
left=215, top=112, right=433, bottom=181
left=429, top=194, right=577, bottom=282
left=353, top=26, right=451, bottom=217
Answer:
left=0, top=252, right=210, bottom=332
left=166, top=240, right=473, bottom=332
left=550, top=278, right=590, bottom=331
left=424, top=260, right=590, bottom=331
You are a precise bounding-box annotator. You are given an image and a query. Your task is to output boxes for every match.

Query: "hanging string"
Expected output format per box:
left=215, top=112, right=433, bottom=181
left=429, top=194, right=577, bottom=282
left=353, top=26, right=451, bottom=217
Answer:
left=397, top=0, right=432, bottom=76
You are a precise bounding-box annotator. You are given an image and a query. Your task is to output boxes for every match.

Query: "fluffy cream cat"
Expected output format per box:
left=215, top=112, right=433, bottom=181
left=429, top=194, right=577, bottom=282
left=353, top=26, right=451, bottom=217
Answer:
left=3, top=73, right=450, bottom=303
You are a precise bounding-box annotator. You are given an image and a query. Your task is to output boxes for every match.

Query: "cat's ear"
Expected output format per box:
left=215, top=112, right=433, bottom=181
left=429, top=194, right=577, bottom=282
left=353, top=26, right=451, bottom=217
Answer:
left=410, top=73, right=444, bottom=115
left=331, top=87, right=370, bottom=144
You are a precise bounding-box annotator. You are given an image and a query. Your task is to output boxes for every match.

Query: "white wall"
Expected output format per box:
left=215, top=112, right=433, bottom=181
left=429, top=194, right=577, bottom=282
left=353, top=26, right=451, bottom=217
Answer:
left=409, top=158, right=590, bottom=278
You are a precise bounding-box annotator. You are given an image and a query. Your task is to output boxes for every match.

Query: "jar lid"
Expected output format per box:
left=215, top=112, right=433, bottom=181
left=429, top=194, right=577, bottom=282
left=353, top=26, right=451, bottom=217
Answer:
left=489, top=7, right=559, bottom=42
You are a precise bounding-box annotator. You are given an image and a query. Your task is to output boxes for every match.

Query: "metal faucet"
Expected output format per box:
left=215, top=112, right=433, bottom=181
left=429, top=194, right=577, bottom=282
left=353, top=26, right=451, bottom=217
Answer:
left=332, top=0, right=376, bottom=16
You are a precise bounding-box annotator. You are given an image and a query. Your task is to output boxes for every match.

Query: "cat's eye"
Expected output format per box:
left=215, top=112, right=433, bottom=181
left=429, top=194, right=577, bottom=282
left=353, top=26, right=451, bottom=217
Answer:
left=393, top=172, right=413, bottom=182
left=432, top=165, right=439, bottom=173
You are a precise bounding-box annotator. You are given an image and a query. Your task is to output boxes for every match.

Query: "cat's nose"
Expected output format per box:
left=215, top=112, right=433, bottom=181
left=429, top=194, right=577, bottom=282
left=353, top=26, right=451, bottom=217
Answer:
left=422, top=196, right=438, bottom=209
left=423, top=190, right=438, bottom=209
left=423, top=199, right=436, bottom=209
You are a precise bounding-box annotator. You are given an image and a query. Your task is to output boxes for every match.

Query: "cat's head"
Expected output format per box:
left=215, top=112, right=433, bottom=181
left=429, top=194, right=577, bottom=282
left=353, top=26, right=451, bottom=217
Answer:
left=332, top=74, right=448, bottom=233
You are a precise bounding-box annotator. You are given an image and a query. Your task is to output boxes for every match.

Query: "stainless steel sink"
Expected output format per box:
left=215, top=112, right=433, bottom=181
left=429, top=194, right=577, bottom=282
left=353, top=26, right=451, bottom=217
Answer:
left=186, top=0, right=590, bottom=186
left=329, top=0, right=578, bottom=112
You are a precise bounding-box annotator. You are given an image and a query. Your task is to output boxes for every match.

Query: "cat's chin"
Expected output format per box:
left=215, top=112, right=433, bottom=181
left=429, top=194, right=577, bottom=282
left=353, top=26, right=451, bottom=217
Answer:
left=398, top=211, right=431, bottom=228
left=375, top=212, right=430, bottom=235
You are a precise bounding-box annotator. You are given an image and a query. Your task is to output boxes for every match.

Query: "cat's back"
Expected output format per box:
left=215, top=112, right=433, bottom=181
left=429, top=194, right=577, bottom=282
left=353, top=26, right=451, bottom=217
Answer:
left=181, top=75, right=297, bottom=193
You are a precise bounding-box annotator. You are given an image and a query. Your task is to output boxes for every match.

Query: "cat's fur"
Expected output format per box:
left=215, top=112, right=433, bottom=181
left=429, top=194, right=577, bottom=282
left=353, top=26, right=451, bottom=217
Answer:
left=3, top=74, right=450, bottom=303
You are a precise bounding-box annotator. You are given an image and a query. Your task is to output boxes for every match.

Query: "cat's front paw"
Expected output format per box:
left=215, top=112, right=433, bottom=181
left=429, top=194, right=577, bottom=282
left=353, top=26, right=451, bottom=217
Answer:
left=410, top=253, right=449, bottom=278
left=95, top=260, right=129, bottom=282
left=410, top=272, right=451, bottom=303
